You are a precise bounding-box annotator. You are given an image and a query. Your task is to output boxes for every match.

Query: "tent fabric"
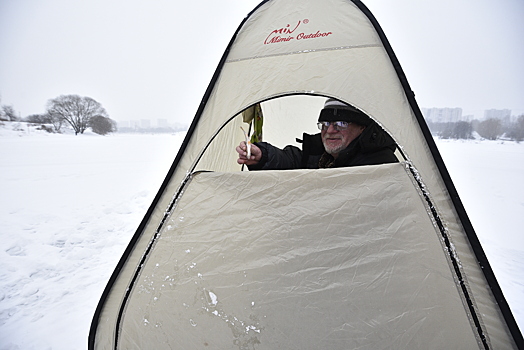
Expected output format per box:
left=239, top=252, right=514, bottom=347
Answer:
left=89, top=0, right=522, bottom=349
left=118, top=164, right=481, bottom=349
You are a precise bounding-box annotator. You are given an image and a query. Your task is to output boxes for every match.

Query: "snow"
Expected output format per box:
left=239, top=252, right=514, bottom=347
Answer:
left=0, top=124, right=184, bottom=350
left=433, top=138, right=524, bottom=328
left=0, top=123, right=523, bottom=349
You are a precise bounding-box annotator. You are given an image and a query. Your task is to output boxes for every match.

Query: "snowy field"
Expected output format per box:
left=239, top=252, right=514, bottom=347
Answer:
left=0, top=122, right=523, bottom=349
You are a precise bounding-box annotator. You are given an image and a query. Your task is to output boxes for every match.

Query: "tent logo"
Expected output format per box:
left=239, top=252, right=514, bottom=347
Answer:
left=264, top=19, right=333, bottom=45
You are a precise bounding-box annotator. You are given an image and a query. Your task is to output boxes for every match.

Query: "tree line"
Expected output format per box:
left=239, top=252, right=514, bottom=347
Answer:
left=3, top=94, right=523, bottom=140
left=1, top=94, right=117, bottom=135
left=427, top=116, right=524, bottom=142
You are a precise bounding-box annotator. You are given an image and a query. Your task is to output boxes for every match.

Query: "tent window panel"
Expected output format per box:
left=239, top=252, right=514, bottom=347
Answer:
left=117, top=165, right=480, bottom=349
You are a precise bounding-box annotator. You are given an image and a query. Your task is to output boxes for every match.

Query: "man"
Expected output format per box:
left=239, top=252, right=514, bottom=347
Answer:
left=236, top=98, right=398, bottom=170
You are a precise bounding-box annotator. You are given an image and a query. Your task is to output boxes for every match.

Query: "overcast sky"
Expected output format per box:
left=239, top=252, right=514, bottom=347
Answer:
left=1, top=0, right=522, bottom=125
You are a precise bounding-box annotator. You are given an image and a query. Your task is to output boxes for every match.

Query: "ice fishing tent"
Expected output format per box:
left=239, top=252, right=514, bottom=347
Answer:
left=89, top=0, right=523, bottom=349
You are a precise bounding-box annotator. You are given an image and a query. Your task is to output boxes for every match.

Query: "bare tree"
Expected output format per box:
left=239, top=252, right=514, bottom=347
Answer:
left=2, top=105, right=18, bottom=121
left=508, top=115, right=524, bottom=142
left=46, top=95, right=108, bottom=135
left=49, top=112, right=66, bottom=133
left=26, top=113, right=53, bottom=124
left=0, top=96, right=9, bottom=121
left=453, top=121, right=473, bottom=139
left=476, top=118, right=503, bottom=140
left=89, top=115, right=117, bottom=135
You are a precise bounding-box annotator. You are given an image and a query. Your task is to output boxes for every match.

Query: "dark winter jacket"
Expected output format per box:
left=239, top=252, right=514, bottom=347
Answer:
left=248, top=123, right=398, bottom=170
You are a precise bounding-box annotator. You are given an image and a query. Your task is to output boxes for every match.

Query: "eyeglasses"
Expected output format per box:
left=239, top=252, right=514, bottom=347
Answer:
left=317, top=121, right=350, bottom=131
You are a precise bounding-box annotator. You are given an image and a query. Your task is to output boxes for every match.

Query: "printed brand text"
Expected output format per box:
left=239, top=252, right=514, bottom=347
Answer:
left=264, top=20, right=333, bottom=45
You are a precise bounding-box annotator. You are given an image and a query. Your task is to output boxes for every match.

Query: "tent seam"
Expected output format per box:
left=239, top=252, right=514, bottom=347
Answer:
left=225, top=44, right=381, bottom=63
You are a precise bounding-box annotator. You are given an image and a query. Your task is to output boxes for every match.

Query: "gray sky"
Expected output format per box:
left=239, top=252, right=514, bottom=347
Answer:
left=1, top=0, right=522, bottom=124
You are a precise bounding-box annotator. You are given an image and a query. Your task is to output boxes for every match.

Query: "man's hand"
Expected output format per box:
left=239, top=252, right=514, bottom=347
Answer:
left=236, top=141, right=262, bottom=165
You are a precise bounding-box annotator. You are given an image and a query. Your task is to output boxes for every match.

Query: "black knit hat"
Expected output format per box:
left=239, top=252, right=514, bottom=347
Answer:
left=318, top=98, right=371, bottom=126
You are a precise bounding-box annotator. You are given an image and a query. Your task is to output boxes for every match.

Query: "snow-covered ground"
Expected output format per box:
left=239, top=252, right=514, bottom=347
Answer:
left=0, top=122, right=523, bottom=349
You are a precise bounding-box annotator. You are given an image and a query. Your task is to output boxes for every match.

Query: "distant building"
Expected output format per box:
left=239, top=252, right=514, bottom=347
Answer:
left=118, top=120, right=130, bottom=128
left=130, top=120, right=141, bottom=129
left=157, top=119, right=169, bottom=128
left=484, top=109, right=511, bottom=125
left=116, top=119, right=187, bottom=133
left=140, top=119, right=151, bottom=129
left=421, top=108, right=463, bottom=123
left=172, top=122, right=188, bottom=131
left=484, top=109, right=511, bottom=119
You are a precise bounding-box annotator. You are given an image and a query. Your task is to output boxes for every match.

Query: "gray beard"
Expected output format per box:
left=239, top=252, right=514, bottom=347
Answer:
left=324, top=143, right=346, bottom=156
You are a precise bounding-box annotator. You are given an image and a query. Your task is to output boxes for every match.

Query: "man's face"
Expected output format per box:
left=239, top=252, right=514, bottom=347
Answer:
left=321, top=122, right=365, bottom=158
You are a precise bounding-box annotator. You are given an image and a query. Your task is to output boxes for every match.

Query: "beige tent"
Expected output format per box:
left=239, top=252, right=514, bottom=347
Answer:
left=89, top=0, right=523, bottom=349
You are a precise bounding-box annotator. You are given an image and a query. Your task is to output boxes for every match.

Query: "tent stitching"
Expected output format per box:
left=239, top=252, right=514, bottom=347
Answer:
left=225, top=44, right=381, bottom=63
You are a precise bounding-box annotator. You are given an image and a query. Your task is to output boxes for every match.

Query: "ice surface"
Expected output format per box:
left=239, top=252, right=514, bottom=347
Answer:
left=0, top=123, right=522, bottom=349
left=0, top=124, right=184, bottom=349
